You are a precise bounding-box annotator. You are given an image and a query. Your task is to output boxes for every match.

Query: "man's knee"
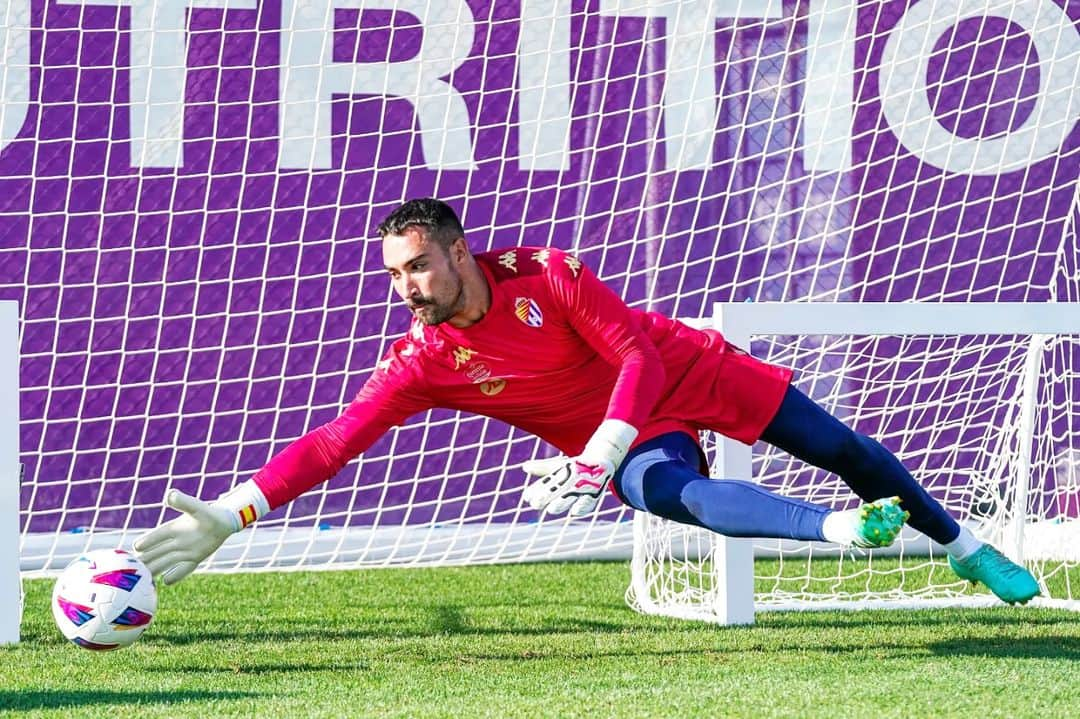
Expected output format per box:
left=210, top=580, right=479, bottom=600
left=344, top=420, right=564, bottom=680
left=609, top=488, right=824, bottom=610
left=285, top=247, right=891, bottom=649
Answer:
left=613, top=447, right=678, bottom=511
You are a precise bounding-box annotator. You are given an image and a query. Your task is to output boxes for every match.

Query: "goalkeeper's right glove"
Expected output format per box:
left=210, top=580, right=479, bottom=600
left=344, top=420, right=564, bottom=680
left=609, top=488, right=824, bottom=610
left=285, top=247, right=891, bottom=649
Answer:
left=133, top=482, right=267, bottom=585
left=521, top=419, right=638, bottom=517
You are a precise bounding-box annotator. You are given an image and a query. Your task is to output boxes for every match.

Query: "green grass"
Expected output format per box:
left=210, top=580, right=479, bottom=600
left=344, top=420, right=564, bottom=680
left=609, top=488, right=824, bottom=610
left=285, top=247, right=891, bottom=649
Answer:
left=5, top=561, right=1080, bottom=718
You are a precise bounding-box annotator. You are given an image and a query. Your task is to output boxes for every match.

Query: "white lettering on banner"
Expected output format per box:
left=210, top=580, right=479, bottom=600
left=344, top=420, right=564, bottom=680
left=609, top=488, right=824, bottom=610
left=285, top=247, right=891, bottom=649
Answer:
left=518, top=0, right=572, bottom=171
left=880, top=0, right=1080, bottom=175
left=804, top=0, right=855, bottom=172
left=597, top=0, right=783, bottom=170
left=0, top=0, right=29, bottom=155
left=54, top=0, right=257, bottom=168
left=278, top=0, right=476, bottom=170
left=0, top=0, right=1077, bottom=174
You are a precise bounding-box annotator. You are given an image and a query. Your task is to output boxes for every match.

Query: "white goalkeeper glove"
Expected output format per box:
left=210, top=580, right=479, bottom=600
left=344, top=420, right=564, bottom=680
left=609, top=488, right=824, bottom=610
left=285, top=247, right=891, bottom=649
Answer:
left=522, top=419, right=638, bottom=517
left=133, top=482, right=268, bottom=585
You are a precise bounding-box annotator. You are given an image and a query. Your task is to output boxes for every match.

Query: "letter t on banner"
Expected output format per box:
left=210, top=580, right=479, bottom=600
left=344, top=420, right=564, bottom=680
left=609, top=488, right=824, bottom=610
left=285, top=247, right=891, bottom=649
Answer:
left=55, top=0, right=258, bottom=168
left=597, top=0, right=783, bottom=171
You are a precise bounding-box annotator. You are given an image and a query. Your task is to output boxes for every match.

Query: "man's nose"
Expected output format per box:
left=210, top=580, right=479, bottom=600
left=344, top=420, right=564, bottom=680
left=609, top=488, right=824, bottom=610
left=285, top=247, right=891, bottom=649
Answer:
left=403, top=280, right=423, bottom=301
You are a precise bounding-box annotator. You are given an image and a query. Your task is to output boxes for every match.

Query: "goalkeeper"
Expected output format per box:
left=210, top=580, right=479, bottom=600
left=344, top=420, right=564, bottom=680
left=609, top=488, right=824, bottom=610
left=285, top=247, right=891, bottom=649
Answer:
left=135, top=198, right=1039, bottom=605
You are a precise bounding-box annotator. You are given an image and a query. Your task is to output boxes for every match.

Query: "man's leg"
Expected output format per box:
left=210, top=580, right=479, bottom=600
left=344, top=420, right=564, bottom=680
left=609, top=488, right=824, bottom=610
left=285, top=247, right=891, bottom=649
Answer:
left=759, top=385, right=961, bottom=544
left=611, top=432, right=904, bottom=546
left=759, top=384, right=1039, bottom=604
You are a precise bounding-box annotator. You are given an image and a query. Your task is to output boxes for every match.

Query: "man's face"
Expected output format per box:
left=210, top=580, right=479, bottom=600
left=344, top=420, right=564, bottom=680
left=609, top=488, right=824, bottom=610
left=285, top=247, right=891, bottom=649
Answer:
left=382, top=226, right=466, bottom=326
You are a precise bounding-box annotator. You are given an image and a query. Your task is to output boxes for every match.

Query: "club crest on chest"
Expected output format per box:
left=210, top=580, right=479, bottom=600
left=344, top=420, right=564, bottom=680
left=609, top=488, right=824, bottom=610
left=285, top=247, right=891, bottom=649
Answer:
left=514, top=297, right=543, bottom=328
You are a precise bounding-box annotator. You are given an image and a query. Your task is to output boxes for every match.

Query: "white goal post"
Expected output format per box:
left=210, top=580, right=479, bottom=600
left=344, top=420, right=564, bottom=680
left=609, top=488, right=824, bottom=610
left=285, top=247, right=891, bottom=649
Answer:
left=628, top=301, right=1080, bottom=625
left=1, top=301, right=19, bottom=645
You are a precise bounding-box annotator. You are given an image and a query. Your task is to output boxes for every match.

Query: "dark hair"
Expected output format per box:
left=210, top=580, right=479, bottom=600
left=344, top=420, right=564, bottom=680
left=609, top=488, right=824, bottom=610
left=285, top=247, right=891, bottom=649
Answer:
left=376, top=198, right=465, bottom=251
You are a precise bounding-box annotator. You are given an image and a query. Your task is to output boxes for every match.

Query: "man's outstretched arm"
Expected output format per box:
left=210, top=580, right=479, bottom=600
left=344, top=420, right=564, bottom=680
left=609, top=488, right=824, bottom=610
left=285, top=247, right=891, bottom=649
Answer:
left=135, top=362, right=432, bottom=584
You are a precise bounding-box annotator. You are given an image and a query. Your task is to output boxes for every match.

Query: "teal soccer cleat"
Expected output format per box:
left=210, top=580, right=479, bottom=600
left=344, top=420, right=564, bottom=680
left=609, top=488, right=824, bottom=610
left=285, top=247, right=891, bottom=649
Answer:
left=852, top=496, right=909, bottom=548
left=948, top=544, right=1040, bottom=605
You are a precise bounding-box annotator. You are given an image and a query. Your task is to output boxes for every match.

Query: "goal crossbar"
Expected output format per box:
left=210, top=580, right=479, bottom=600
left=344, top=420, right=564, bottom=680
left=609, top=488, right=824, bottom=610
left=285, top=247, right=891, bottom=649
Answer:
left=715, top=301, right=1080, bottom=337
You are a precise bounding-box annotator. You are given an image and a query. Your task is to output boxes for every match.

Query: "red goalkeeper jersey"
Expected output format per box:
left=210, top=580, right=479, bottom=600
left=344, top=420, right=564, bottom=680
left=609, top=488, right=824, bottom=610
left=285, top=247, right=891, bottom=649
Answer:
left=252, top=246, right=792, bottom=509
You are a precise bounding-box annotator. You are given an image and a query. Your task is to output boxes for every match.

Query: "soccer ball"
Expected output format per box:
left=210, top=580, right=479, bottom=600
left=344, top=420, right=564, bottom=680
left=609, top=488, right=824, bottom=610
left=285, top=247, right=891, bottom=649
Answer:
left=51, top=549, right=157, bottom=650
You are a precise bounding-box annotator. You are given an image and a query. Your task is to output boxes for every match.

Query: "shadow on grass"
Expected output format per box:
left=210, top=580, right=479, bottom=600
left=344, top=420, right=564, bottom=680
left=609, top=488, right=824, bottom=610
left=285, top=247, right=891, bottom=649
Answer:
left=452, top=634, right=1080, bottom=664
left=0, top=689, right=259, bottom=712
left=136, top=598, right=1080, bottom=670
left=141, top=635, right=1080, bottom=673
left=928, top=636, right=1080, bottom=660
left=148, top=616, right=628, bottom=646
left=758, top=608, right=1080, bottom=630
left=147, top=660, right=370, bottom=675
left=147, top=603, right=629, bottom=646
left=138, top=612, right=1080, bottom=670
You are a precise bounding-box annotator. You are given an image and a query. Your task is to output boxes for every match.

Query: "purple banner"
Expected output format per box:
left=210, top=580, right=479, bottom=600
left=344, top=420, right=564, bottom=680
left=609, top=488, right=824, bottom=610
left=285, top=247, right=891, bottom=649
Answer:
left=3, top=0, right=1079, bottom=532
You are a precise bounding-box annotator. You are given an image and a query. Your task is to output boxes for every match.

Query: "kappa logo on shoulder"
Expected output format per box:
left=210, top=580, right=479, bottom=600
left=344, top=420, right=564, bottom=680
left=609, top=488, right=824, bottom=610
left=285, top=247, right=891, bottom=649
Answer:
left=453, top=346, right=477, bottom=369
left=498, top=250, right=518, bottom=273
left=514, top=297, right=543, bottom=328
left=563, top=255, right=582, bottom=277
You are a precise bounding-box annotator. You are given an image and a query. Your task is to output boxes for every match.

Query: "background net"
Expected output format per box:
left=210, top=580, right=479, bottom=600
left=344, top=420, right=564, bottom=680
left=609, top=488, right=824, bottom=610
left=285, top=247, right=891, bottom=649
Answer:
left=2, top=0, right=1078, bottom=580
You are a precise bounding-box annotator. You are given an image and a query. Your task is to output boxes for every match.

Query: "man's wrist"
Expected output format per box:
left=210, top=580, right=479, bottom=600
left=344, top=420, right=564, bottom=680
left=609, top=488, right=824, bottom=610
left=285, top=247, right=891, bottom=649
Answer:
left=214, top=480, right=271, bottom=531
left=582, top=419, right=639, bottom=470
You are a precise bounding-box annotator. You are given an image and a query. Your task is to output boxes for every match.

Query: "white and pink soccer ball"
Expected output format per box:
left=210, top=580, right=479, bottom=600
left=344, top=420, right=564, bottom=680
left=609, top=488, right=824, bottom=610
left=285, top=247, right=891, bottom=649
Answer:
left=51, top=549, right=157, bottom=650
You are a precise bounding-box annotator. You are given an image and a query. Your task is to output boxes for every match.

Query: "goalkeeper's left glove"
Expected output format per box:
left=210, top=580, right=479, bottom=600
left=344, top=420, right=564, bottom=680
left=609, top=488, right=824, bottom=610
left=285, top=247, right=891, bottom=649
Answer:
left=133, top=481, right=268, bottom=585
left=521, top=419, right=638, bottom=517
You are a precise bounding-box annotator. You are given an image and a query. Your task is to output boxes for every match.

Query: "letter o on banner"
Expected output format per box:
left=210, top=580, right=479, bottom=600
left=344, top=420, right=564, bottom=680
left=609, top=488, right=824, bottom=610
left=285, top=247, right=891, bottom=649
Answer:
left=879, top=0, right=1080, bottom=175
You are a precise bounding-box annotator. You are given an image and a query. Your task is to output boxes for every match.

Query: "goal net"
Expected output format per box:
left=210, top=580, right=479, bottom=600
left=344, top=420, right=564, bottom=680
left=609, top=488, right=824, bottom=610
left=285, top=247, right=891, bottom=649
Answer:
left=629, top=303, right=1080, bottom=621
left=2, top=0, right=1079, bottom=617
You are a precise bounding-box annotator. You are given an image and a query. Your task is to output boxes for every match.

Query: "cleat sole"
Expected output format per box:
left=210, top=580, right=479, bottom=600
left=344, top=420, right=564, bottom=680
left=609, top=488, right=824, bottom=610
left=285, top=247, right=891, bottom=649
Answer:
left=853, top=497, right=908, bottom=548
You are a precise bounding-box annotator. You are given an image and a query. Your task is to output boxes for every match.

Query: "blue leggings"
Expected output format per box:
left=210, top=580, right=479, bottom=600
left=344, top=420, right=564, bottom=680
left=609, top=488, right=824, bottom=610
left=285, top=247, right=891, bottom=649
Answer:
left=611, top=385, right=961, bottom=544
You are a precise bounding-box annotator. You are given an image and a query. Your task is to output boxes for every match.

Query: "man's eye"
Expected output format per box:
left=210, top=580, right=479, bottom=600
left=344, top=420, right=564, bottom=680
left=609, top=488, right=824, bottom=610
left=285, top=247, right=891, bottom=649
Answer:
left=413, top=263, right=426, bottom=271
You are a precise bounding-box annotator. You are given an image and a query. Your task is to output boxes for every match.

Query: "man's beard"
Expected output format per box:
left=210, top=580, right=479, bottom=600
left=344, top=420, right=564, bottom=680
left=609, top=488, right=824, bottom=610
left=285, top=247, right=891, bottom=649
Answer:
left=408, top=277, right=465, bottom=326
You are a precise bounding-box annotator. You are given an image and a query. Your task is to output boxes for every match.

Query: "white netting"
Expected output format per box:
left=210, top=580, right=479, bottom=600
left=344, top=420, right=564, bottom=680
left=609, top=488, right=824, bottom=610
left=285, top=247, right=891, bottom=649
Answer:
left=4, top=0, right=1079, bottom=598
left=629, top=327, right=1080, bottom=617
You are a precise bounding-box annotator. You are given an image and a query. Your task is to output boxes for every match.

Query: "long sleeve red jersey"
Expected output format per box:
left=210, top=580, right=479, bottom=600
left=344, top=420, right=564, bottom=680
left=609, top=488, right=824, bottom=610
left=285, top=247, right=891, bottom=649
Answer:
left=252, top=246, right=792, bottom=509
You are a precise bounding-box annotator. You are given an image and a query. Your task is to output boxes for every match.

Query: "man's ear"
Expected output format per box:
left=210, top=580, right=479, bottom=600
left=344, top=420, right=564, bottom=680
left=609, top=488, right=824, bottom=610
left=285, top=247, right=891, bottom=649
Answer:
left=450, top=236, right=469, bottom=264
